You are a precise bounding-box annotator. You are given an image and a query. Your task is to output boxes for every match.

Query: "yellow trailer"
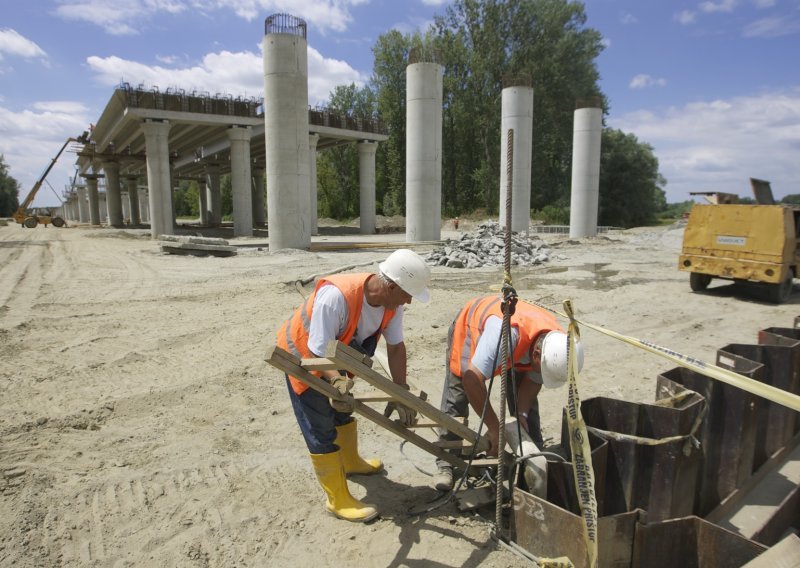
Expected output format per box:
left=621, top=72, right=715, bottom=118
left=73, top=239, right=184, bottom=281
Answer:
left=678, top=204, right=800, bottom=303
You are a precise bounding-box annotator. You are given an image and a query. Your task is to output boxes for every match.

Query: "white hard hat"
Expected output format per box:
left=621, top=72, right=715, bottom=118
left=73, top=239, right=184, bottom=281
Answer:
left=540, top=331, right=584, bottom=388
left=379, top=249, right=432, bottom=303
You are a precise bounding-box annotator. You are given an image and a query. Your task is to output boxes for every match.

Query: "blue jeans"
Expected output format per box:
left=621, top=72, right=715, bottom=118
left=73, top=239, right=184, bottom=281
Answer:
left=287, top=376, right=353, bottom=454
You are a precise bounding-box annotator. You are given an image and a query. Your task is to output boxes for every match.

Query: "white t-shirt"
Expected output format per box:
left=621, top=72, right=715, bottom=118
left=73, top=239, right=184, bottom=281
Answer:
left=471, top=316, right=538, bottom=382
left=307, top=283, right=404, bottom=356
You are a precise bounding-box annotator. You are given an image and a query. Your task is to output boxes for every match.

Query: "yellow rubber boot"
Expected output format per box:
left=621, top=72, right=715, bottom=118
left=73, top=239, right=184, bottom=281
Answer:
left=310, top=451, right=379, bottom=522
left=335, top=420, right=383, bottom=476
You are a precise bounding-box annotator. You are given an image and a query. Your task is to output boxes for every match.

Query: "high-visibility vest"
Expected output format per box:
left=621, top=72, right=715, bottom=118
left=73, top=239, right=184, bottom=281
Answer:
left=277, top=273, right=396, bottom=395
left=449, top=295, right=561, bottom=378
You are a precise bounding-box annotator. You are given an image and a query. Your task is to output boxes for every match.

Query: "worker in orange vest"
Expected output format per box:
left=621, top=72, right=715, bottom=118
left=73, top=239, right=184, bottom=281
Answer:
left=432, top=295, right=584, bottom=491
left=277, top=249, right=431, bottom=522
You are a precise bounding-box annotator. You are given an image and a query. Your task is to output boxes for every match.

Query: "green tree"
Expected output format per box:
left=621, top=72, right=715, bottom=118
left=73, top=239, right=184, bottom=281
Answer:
left=430, top=0, right=605, bottom=214
left=598, top=128, right=666, bottom=228
left=220, top=174, right=233, bottom=220
left=781, top=194, right=800, bottom=205
left=172, top=180, right=200, bottom=218
left=0, top=155, right=20, bottom=217
left=316, top=84, right=377, bottom=219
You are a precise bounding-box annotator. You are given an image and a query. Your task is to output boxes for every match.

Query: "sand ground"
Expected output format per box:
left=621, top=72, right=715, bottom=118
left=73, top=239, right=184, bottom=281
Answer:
left=1, top=217, right=797, bottom=567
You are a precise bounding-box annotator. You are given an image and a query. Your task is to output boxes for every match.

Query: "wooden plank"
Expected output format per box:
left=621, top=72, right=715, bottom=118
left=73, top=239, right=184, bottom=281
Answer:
left=326, top=341, right=491, bottom=453
left=301, top=358, right=343, bottom=371
left=265, top=345, right=469, bottom=469
left=354, top=389, right=426, bottom=403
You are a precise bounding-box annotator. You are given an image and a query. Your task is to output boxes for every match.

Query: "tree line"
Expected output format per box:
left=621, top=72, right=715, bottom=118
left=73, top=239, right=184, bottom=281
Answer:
left=316, top=0, right=667, bottom=228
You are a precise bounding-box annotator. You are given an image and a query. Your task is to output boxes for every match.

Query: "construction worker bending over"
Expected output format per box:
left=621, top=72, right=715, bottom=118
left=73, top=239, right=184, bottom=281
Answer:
left=433, top=295, right=584, bottom=492
left=277, top=249, right=431, bottom=522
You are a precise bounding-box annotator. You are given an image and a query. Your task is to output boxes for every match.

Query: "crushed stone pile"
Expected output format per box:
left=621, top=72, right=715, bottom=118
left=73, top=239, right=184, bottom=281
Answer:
left=426, top=220, right=552, bottom=268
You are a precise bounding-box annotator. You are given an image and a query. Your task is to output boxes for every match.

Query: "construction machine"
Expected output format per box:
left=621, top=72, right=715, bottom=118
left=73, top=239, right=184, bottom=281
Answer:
left=679, top=179, right=799, bottom=303
left=12, top=136, right=80, bottom=228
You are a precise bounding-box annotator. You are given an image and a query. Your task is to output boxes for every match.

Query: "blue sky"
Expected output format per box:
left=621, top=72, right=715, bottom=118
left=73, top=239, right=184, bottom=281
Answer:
left=1, top=0, right=798, bottom=208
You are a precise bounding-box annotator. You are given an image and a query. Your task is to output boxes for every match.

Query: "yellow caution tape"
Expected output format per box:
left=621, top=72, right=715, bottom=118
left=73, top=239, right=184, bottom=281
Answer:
left=525, top=297, right=800, bottom=414
left=562, top=300, right=599, bottom=568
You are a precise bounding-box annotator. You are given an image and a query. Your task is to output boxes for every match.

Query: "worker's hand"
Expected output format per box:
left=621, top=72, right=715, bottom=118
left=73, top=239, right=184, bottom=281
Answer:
left=329, top=375, right=355, bottom=414
left=383, top=384, right=418, bottom=427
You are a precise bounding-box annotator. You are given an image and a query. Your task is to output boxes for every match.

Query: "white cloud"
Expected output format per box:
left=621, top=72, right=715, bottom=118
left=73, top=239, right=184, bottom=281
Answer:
left=0, top=28, right=47, bottom=60
left=699, top=0, right=737, bottom=13
left=610, top=88, right=800, bottom=202
left=419, top=0, right=450, bottom=5
left=629, top=74, right=667, bottom=89
left=53, top=0, right=368, bottom=34
left=744, top=16, right=800, bottom=37
left=675, top=10, right=697, bottom=24
left=86, top=45, right=365, bottom=106
left=620, top=12, right=638, bottom=25
left=0, top=102, right=91, bottom=207
left=754, top=0, right=776, bottom=7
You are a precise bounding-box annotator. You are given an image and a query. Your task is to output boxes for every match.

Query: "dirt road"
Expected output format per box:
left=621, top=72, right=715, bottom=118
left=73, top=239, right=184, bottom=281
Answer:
left=1, top=221, right=796, bottom=567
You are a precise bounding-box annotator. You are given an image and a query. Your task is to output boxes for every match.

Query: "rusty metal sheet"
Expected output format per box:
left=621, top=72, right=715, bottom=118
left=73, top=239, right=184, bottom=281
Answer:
left=552, top=430, right=609, bottom=517
left=657, top=348, right=763, bottom=517
left=759, top=327, right=800, bottom=435
left=723, top=342, right=800, bottom=470
left=577, top=396, right=704, bottom=521
left=632, top=516, right=767, bottom=568
left=512, top=484, right=643, bottom=568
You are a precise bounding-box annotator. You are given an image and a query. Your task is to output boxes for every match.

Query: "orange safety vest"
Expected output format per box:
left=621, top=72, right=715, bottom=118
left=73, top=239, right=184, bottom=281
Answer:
left=277, top=273, right=396, bottom=395
left=449, top=295, right=561, bottom=379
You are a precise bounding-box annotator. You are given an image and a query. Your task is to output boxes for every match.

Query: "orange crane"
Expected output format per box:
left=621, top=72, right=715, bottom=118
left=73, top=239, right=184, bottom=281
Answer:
left=13, top=137, right=79, bottom=228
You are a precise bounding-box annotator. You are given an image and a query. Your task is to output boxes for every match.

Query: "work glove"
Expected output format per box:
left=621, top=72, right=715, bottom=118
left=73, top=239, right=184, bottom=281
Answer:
left=329, top=375, right=355, bottom=413
left=383, top=384, right=418, bottom=427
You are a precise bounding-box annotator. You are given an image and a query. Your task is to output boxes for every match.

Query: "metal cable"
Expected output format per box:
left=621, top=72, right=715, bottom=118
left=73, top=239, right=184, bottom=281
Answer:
left=495, top=128, right=514, bottom=537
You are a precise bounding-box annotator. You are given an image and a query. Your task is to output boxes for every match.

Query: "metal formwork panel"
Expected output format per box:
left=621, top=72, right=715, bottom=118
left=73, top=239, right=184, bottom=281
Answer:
left=632, top=516, right=767, bottom=568
left=723, top=342, right=800, bottom=471
left=512, top=485, right=643, bottom=568
left=658, top=350, right=762, bottom=517
left=578, top=396, right=704, bottom=521
left=553, top=429, right=609, bottom=516
left=758, top=327, right=800, bottom=435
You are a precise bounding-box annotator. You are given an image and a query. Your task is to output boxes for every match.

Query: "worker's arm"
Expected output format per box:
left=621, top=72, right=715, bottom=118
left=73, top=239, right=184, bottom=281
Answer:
left=461, top=364, right=500, bottom=456
left=515, top=373, right=542, bottom=433
left=386, top=341, right=408, bottom=387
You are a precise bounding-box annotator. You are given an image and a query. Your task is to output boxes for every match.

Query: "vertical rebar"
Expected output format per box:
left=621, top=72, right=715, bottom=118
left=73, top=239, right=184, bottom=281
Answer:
left=495, top=128, right=514, bottom=537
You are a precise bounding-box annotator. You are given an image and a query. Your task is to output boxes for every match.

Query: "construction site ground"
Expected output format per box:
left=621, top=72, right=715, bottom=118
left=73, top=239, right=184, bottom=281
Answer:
left=1, top=217, right=797, bottom=567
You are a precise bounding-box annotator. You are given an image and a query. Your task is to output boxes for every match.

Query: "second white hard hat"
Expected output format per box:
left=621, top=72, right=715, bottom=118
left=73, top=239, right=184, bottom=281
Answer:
left=379, top=249, right=432, bottom=303
left=540, top=331, right=585, bottom=388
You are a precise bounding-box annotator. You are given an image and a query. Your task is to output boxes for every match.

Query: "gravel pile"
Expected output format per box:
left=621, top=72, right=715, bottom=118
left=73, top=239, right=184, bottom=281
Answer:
left=426, top=220, right=552, bottom=268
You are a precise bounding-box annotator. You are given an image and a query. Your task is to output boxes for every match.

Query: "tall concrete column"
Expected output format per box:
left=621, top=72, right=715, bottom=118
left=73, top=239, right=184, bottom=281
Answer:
left=199, top=179, right=208, bottom=225
left=102, top=160, right=123, bottom=227
left=252, top=168, right=265, bottom=227
left=121, top=192, right=130, bottom=222
left=358, top=141, right=378, bottom=235
left=206, top=164, right=221, bottom=227
left=83, top=174, right=101, bottom=226
left=141, top=119, right=173, bottom=237
left=126, top=176, right=141, bottom=225
left=308, top=134, right=319, bottom=235
left=77, top=186, right=88, bottom=223
left=229, top=126, right=253, bottom=237
left=569, top=98, right=603, bottom=238
left=140, top=188, right=150, bottom=223
left=98, top=192, right=108, bottom=225
left=263, top=13, right=311, bottom=251
left=406, top=61, right=443, bottom=242
left=499, top=84, right=534, bottom=233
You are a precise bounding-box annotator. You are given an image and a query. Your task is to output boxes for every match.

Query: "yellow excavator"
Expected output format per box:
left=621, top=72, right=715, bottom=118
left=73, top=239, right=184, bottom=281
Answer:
left=13, top=136, right=80, bottom=228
